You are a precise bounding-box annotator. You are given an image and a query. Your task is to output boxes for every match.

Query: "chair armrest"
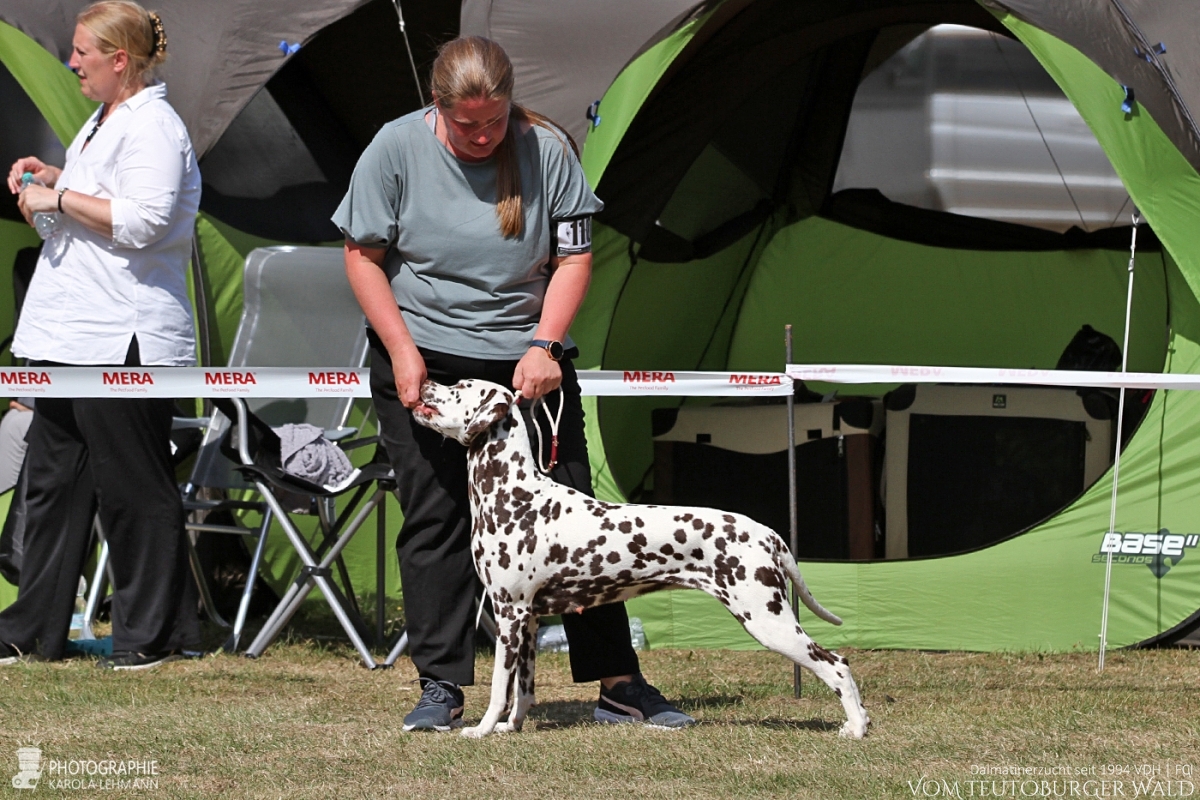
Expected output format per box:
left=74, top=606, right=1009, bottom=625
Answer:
left=324, top=427, right=358, bottom=441
left=339, top=435, right=380, bottom=452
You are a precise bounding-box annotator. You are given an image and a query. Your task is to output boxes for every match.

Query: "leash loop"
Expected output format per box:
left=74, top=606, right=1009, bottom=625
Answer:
left=529, top=387, right=564, bottom=474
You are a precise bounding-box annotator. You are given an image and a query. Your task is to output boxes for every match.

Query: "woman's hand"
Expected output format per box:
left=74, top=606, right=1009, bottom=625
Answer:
left=391, top=345, right=428, bottom=410
left=16, top=184, right=58, bottom=225
left=513, top=347, right=563, bottom=401
left=7, top=157, right=60, bottom=194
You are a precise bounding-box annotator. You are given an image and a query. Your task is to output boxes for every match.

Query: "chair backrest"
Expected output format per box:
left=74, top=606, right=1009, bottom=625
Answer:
left=190, top=246, right=368, bottom=491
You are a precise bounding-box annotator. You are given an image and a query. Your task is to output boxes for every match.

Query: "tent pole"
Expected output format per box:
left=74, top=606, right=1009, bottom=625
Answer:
left=786, top=324, right=801, bottom=698
left=190, top=220, right=212, bottom=369
left=1099, top=211, right=1140, bottom=672
left=391, top=0, right=426, bottom=107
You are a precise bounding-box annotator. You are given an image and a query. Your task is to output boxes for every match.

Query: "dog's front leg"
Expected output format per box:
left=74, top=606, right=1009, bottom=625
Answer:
left=462, top=603, right=531, bottom=738
left=495, top=613, right=538, bottom=733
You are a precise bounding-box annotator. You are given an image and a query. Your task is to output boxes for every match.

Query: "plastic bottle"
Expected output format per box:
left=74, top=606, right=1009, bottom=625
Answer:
left=20, top=172, right=61, bottom=240
left=69, top=576, right=87, bottom=639
left=629, top=616, right=647, bottom=651
left=536, top=622, right=569, bottom=653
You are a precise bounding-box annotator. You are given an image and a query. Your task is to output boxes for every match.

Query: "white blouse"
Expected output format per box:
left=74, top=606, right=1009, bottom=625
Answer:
left=13, top=82, right=200, bottom=366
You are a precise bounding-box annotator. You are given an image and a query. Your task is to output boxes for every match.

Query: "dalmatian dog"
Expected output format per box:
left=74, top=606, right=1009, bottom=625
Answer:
left=412, top=378, right=870, bottom=740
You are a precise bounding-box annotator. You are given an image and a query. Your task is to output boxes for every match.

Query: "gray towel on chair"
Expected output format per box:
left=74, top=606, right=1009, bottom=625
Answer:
left=275, top=423, right=356, bottom=489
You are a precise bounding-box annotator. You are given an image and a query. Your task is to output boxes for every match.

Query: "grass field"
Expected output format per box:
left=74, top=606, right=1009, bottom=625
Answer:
left=3, top=636, right=1198, bottom=799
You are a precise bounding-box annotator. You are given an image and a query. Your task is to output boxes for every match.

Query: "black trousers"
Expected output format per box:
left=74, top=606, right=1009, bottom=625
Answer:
left=0, top=345, right=199, bottom=659
left=370, top=334, right=640, bottom=685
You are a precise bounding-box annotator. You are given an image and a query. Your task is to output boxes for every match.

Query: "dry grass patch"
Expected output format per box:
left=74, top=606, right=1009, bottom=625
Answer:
left=2, top=644, right=1198, bottom=798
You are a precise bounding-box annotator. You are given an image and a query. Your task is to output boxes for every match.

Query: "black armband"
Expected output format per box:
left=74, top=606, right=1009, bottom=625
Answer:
left=554, top=216, right=592, bottom=257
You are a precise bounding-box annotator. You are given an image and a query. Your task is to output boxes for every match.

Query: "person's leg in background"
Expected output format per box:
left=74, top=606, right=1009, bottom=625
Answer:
left=0, top=400, right=33, bottom=495
left=0, top=397, right=97, bottom=662
left=76, top=395, right=199, bottom=666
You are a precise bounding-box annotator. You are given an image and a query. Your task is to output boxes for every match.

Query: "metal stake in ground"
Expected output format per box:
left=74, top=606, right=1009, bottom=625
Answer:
left=786, top=324, right=801, bottom=698
left=1099, top=211, right=1140, bottom=672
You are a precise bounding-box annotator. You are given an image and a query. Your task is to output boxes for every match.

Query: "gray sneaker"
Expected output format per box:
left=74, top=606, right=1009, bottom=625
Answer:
left=594, top=674, right=696, bottom=728
left=0, top=641, right=24, bottom=666
left=403, top=678, right=465, bottom=732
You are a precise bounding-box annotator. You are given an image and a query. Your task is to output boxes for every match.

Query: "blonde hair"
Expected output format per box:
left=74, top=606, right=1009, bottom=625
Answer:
left=77, top=1, right=168, bottom=85
left=430, top=36, right=577, bottom=239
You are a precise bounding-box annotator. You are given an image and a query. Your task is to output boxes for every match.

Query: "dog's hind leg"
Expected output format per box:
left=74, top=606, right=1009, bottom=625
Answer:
left=463, top=604, right=532, bottom=738
left=495, top=613, right=538, bottom=733
left=738, top=601, right=870, bottom=739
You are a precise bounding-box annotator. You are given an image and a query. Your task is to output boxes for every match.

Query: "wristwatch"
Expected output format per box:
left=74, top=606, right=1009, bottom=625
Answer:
left=530, top=339, right=564, bottom=361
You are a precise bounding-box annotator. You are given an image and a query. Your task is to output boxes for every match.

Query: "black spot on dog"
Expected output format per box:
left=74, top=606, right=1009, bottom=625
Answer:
left=691, top=548, right=704, bottom=559
left=618, top=521, right=632, bottom=534
left=546, top=543, right=569, bottom=565
left=674, top=530, right=687, bottom=544
left=808, top=642, right=838, bottom=665
left=606, top=552, right=621, bottom=564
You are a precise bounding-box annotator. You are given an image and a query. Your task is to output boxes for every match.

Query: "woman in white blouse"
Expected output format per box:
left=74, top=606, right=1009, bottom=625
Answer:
left=0, top=1, right=201, bottom=670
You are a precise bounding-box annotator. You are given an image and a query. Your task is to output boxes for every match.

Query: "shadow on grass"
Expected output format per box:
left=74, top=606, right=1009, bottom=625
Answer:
left=527, top=697, right=840, bottom=733
left=725, top=717, right=841, bottom=732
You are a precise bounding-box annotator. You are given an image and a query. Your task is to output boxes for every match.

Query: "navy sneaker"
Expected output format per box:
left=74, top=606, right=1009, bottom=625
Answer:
left=594, top=674, right=696, bottom=728
left=96, top=650, right=183, bottom=671
left=403, top=678, right=465, bottom=732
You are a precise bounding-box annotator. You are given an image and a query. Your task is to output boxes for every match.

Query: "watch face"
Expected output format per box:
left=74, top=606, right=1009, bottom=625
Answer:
left=548, top=341, right=565, bottom=361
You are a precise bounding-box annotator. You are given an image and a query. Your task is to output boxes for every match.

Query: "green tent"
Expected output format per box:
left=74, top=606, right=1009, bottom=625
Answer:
left=536, top=0, right=1200, bottom=651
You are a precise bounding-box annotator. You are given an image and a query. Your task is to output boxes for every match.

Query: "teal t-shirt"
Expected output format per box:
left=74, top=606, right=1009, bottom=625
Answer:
left=331, top=108, right=603, bottom=359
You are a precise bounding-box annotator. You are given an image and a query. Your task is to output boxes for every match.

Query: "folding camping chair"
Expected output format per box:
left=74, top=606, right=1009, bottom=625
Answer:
left=82, top=246, right=394, bottom=663
left=206, top=245, right=396, bottom=667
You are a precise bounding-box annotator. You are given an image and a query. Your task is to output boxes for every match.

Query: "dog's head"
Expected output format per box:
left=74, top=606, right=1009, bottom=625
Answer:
left=412, top=379, right=515, bottom=446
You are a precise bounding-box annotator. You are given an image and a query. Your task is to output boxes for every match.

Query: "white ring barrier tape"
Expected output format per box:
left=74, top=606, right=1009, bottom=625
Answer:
left=578, top=370, right=792, bottom=397
left=787, top=363, right=1200, bottom=391
left=0, top=367, right=794, bottom=398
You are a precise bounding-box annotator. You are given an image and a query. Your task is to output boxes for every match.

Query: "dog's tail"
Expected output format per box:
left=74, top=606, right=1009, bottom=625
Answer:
left=775, top=546, right=843, bottom=626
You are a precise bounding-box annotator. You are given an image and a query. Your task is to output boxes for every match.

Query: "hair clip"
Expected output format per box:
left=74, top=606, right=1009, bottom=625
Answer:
left=147, top=11, right=166, bottom=56
left=586, top=100, right=602, bottom=129
left=1121, top=85, right=1136, bottom=115
left=279, top=41, right=301, bottom=56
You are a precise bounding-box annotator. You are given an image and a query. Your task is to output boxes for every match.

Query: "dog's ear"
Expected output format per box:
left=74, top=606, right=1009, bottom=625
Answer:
left=464, top=389, right=512, bottom=442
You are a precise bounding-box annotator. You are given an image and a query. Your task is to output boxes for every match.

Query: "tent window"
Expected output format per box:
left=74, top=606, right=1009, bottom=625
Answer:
left=833, top=25, right=1129, bottom=232
left=654, top=56, right=812, bottom=244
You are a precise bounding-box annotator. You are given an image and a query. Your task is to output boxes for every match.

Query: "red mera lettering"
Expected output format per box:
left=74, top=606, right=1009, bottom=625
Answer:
left=622, top=371, right=676, bottom=383
left=102, top=371, right=153, bottom=385
left=205, top=372, right=257, bottom=386
left=0, top=371, right=51, bottom=385
left=729, top=374, right=783, bottom=386
left=308, top=371, right=361, bottom=385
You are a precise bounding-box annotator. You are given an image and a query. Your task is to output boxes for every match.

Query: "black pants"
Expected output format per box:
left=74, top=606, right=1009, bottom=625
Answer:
left=370, top=334, right=640, bottom=685
left=0, top=343, right=199, bottom=659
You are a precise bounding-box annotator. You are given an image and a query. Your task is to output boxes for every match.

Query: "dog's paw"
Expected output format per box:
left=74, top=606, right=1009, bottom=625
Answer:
left=838, top=719, right=869, bottom=739
left=493, top=721, right=523, bottom=734
left=460, top=725, right=491, bottom=739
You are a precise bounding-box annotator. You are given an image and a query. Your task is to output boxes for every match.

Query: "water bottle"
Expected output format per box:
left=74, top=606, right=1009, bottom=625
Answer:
left=536, top=622, right=570, bottom=653
left=69, top=576, right=88, bottom=639
left=629, top=616, right=647, bottom=651
left=20, top=172, right=61, bottom=240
